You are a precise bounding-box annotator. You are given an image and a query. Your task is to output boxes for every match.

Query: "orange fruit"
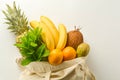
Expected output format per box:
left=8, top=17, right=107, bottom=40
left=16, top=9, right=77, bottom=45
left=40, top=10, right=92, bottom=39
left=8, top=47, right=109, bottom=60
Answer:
left=63, top=46, right=76, bottom=61
left=48, top=49, right=63, bottom=65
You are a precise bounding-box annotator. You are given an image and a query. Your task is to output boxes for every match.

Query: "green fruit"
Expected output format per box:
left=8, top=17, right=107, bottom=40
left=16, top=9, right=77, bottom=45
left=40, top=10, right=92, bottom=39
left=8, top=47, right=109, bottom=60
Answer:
left=77, top=43, right=90, bottom=57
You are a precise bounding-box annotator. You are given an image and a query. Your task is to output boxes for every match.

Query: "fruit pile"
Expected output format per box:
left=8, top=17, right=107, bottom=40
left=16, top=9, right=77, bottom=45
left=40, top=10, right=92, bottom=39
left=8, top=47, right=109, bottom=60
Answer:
left=30, top=16, right=90, bottom=66
left=3, top=2, right=90, bottom=66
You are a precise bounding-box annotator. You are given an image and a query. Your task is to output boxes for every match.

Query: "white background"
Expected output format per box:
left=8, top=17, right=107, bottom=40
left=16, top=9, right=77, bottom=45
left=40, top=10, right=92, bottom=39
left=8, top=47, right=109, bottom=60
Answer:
left=0, top=0, right=120, bottom=80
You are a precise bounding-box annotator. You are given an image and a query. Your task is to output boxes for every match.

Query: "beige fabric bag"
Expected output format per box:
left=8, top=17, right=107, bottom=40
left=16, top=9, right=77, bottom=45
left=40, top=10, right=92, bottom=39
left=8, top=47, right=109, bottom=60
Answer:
left=16, top=57, right=95, bottom=80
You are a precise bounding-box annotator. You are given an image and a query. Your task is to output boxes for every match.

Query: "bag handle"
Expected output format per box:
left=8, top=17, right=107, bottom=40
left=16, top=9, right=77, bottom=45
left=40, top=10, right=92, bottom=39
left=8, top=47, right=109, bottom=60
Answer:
left=75, top=62, right=96, bottom=80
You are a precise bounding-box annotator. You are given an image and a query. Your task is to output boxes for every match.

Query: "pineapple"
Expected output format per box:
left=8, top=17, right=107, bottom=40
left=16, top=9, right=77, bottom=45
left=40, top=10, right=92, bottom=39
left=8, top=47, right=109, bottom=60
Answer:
left=2, top=1, right=29, bottom=36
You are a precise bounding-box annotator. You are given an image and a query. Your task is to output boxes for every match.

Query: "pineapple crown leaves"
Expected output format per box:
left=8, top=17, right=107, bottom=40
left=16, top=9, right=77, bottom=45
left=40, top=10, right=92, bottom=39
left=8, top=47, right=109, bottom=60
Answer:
left=2, top=1, right=29, bottom=36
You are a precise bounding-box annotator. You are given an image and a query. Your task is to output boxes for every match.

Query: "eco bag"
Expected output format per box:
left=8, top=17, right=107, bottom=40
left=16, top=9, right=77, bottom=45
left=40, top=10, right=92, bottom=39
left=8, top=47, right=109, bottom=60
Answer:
left=16, top=57, right=95, bottom=80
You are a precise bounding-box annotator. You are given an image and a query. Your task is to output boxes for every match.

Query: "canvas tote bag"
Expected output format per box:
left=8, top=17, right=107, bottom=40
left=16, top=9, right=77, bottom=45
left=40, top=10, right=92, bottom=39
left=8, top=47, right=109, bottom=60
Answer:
left=16, top=57, right=96, bottom=80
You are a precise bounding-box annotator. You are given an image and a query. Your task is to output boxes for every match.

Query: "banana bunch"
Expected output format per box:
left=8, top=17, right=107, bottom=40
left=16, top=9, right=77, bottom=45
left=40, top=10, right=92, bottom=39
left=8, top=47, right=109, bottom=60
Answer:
left=30, top=16, right=67, bottom=51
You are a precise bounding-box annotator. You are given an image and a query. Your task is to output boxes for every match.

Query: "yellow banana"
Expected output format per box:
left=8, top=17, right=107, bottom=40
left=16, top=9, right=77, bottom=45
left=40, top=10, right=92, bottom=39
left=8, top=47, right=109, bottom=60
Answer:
left=39, top=22, right=55, bottom=51
left=30, top=20, right=55, bottom=51
left=30, top=20, right=40, bottom=29
left=40, top=16, right=59, bottom=47
left=56, top=24, right=67, bottom=50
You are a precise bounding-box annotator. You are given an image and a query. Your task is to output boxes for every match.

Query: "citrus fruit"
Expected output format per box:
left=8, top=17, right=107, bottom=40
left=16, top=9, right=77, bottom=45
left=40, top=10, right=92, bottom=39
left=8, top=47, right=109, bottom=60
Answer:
left=48, top=49, right=63, bottom=65
left=62, top=46, right=76, bottom=61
